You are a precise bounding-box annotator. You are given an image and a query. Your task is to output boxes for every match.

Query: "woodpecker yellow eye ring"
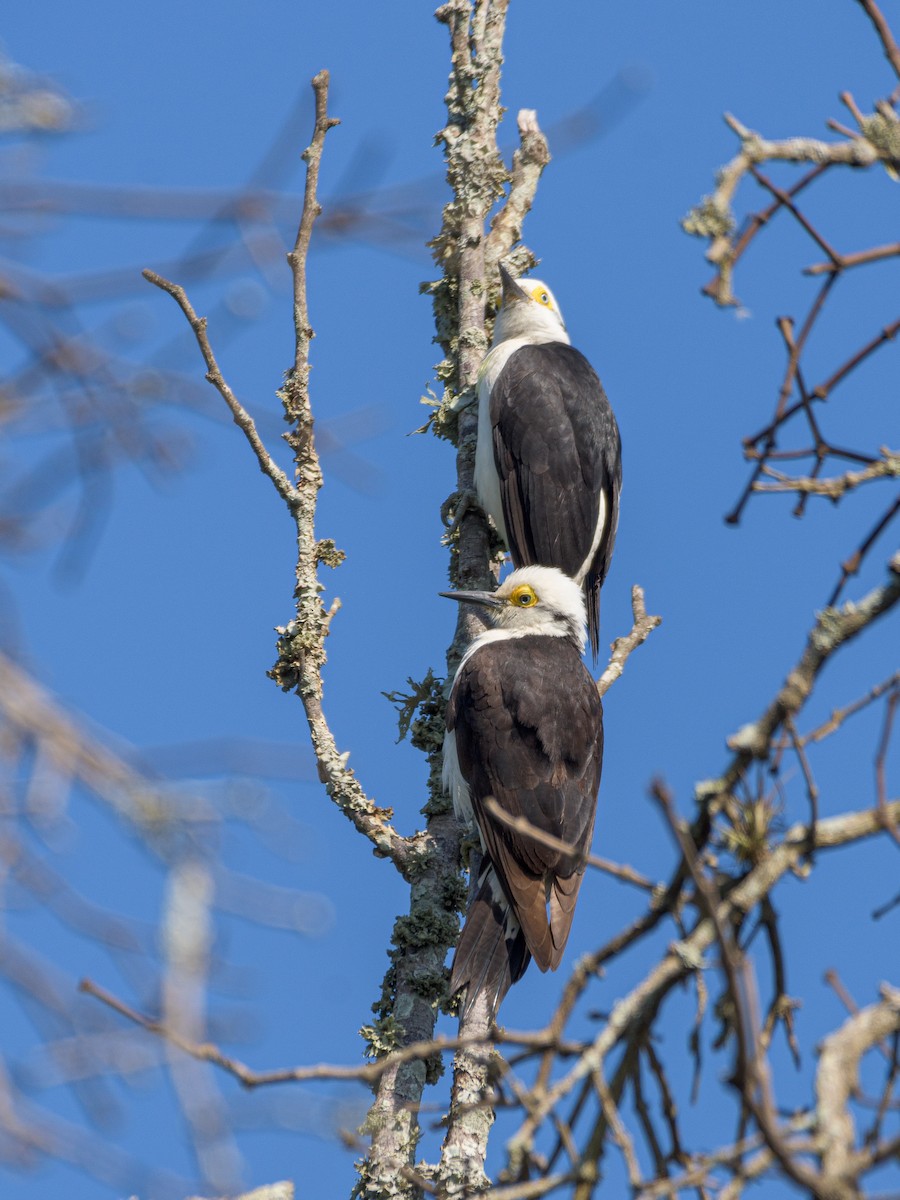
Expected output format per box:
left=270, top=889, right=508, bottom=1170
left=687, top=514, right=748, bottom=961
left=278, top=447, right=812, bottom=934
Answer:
left=531, top=287, right=551, bottom=307
left=509, top=584, right=538, bottom=608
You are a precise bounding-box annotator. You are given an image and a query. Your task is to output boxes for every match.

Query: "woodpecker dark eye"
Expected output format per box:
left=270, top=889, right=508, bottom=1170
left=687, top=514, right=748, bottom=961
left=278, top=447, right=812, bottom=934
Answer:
left=540, top=292, right=550, bottom=305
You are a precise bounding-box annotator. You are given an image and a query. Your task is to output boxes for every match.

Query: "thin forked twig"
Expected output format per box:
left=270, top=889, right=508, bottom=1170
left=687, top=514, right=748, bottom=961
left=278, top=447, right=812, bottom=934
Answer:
left=79, top=976, right=584, bottom=1089
left=597, top=584, right=662, bottom=698
left=142, top=269, right=297, bottom=507
left=482, top=798, right=657, bottom=892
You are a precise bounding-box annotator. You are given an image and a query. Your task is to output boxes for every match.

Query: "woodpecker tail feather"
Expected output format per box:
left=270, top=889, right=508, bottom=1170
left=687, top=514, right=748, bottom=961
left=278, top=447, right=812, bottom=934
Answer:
left=585, top=576, right=601, bottom=662
left=451, top=859, right=530, bottom=1020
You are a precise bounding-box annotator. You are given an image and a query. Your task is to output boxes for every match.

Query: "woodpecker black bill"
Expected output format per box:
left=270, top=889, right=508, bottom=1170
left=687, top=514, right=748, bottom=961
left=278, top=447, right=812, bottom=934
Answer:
left=475, top=265, right=622, bottom=659
left=442, top=566, right=604, bottom=1018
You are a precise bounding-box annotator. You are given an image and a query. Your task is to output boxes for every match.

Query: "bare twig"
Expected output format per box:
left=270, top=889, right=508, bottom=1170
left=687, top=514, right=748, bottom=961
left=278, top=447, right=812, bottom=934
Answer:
left=874, top=684, right=900, bottom=848
left=805, top=240, right=900, bottom=275
left=483, top=797, right=656, bottom=892
left=80, top=976, right=583, bottom=1089
left=141, top=269, right=297, bottom=506
left=802, top=672, right=900, bottom=746
left=597, top=584, right=662, bottom=698
left=857, top=0, right=900, bottom=80
left=724, top=557, right=900, bottom=763
left=828, top=495, right=900, bottom=605
left=753, top=450, right=900, bottom=498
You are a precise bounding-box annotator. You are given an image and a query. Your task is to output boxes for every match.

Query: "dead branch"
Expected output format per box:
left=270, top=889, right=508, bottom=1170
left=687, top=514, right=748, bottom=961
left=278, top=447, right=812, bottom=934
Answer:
left=753, top=449, right=900, bottom=498
left=596, top=584, right=662, bottom=698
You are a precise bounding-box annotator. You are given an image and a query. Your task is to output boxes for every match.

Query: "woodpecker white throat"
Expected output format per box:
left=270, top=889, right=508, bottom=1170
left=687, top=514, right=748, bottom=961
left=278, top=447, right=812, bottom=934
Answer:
left=475, top=265, right=622, bottom=660
left=441, top=566, right=603, bottom=1018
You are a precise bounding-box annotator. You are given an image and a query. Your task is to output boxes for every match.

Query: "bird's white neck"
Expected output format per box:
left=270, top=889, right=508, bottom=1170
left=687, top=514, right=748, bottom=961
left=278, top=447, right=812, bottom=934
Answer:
left=492, top=305, right=570, bottom=347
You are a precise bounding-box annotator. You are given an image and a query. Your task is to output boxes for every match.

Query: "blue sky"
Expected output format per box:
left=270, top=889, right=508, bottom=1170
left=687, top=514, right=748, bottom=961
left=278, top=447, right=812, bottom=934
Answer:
left=1, top=3, right=898, bottom=1197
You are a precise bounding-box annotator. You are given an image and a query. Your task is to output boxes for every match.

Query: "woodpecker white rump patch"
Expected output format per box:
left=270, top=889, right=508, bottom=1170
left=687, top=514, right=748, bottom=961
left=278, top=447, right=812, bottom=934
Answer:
left=475, top=266, right=622, bottom=658
left=441, top=566, right=604, bottom=1018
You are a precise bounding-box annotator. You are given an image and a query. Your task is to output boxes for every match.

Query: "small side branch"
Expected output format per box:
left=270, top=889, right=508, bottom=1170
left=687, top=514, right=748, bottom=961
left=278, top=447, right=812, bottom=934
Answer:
left=597, top=585, right=662, bottom=698
left=81, top=976, right=581, bottom=1090
left=724, top=555, right=900, bottom=764
left=486, top=108, right=551, bottom=268
left=143, top=76, right=409, bottom=874
left=142, top=269, right=297, bottom=507
left=483, top=798, right=656, bottom=892
left=816, top=985, right=900, bottom=1185
left=753, top=449, right=900, bottom=498
left=857, top=0, right=900, bottom=81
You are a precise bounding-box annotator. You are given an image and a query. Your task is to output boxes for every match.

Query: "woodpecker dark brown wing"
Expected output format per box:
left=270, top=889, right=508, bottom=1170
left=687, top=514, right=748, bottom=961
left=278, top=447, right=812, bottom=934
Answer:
left=490, top=342, right=622, bottom=658
left=447, top=634, right=603, bottom=978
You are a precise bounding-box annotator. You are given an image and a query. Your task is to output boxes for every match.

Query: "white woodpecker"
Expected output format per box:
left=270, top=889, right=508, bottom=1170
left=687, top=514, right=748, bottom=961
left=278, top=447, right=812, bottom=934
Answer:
left=475, top=265, right=622, bottom=659
left=442, top=566, right=604, bottom=1018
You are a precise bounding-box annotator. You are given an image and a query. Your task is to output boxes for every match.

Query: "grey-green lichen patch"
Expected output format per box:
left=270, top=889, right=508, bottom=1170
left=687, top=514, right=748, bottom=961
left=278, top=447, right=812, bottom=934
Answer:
left=682, top=194, right=735, bottom=240
left=422, top=788, right=454, bottom=818
left=370, top=959, right=397, bottom=1027
left=369, top=888, right=459, bottom=1028
left=382, top=670, right=442, bottom=744
left=315, top=538, right=345, bottom=568
left=360, top=1014, right=403, bottom=1059
left=440, top=871, right=468, bottom=917
left=862, top=111, right=900, bottom=175
left=392, top=907, right=460, bottom=953
left=811, top=605, right=847, bottom=651
left=695, top=777, right=728, bottom=805
left=410, top=677, right=446, bottom=758
left=268, top=617, right=325, bottom=693
left=407, top=966, right=450, bottom=1005
left=352, top=1134, right=422, bottom=1200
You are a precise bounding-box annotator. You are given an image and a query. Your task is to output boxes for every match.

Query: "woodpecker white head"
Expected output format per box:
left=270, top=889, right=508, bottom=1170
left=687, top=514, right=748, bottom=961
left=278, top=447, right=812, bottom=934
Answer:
left=441, top=565, right=587, bottom=654
left=492, top=264, right=570, bottom=346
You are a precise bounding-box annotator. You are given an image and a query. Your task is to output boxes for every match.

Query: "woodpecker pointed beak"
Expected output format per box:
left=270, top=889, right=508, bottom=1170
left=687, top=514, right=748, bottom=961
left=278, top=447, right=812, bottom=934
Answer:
left=499, top=264, right=530, bottom=307
left=439, top=588, right=504, bottom=609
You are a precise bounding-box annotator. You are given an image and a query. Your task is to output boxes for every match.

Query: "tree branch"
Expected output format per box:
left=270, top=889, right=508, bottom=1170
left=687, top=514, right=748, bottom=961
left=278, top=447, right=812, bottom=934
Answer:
left=486, top=108, right=550, bottom=269
left=596, top=584, right=662, bottom=698
left=144, top=75, right=411, bottom=878
left=141, top=269, right=297, bottom=507
left=506, top=795, right=900, bottom=1176
left=856, top=0, right=900, bottom=81
left=816, top=985, right=900, bottom=1187
left=432, top=3, right=517, bottom=1191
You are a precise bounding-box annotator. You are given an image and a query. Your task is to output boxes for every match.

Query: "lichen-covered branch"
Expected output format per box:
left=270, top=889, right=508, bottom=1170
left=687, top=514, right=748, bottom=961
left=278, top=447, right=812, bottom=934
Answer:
left=485, top=108, right=550, bottom=271
left=430, top=2, right=518, bottom=1191
left=270, top=73, right=416, bottom=871
left=683, top=114, right=881, bottom=307
left=142, top=269, right=298, bottom=507
left=816, top=985, right=900, bottom=1190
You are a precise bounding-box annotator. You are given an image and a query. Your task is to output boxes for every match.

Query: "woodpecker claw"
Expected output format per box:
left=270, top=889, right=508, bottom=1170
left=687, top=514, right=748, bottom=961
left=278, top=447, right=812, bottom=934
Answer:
left=441, top=488, right=481, bottom=539
left=459, top=826, right=482, bottom=869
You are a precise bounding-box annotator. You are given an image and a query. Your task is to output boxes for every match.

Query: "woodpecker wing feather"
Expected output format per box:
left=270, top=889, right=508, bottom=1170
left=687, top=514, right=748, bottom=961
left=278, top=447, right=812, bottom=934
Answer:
left=490, top=343, right=622, bottom=657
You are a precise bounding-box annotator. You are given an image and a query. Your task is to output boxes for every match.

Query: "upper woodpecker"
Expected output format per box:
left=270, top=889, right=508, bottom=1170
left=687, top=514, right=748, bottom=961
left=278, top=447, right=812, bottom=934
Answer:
left=442, top=565, right=604, bottom=1018
left=475, top=265, right=622, bottom=658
